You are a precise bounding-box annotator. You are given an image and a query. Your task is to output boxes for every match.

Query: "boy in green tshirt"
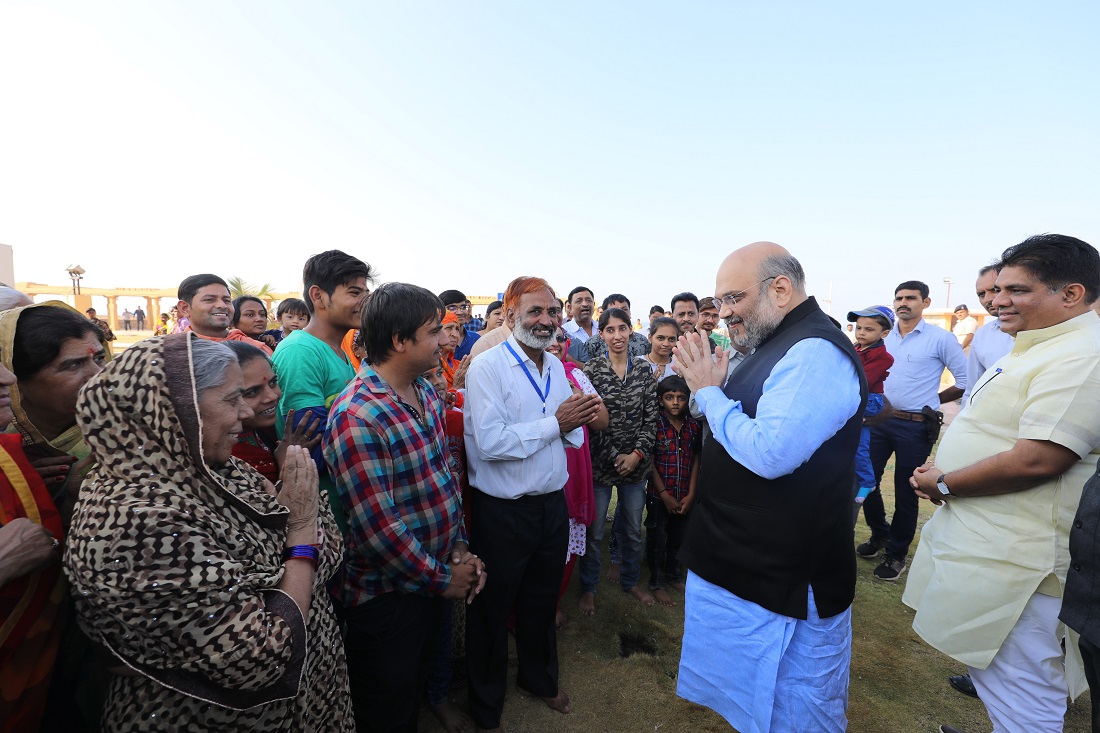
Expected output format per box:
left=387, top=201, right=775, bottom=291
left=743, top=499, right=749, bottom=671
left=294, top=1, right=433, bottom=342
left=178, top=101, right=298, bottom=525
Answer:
left=272, top=250, right=375, bottom=531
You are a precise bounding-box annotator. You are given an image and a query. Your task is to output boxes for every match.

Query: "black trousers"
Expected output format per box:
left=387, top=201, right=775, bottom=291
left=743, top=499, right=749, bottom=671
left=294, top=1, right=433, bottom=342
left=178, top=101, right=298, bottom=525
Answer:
left=1080, top=636, right=1100, bottom=733
left=645, top=496, right=688, bottom=590
left=344, top=592, right=442, bottom=733
left=466, top=489, right=568, bottom=730
left=861, top=417, right=933, bottom=560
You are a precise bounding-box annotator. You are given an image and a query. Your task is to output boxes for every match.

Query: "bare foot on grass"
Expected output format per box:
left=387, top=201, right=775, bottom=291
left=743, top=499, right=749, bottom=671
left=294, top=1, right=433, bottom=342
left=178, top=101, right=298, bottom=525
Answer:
left=430, top=699, right=471, bottom=733
left=607, top=563, right=621, bottom=584
left=652, top=588, right=675, bottom=607
left=555, top=609, right=568, bottom=629
left=668, top=580, right=686, bottom=593
left=627, top=585, right=656, bottom=607
left=517, top=685, right=572, bottom=715
left=578, top=592, right=596, bottom=616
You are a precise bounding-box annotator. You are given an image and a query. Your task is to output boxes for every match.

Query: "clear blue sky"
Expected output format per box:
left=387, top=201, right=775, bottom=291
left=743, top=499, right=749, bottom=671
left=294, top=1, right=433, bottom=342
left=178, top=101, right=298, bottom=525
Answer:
left=2, top=1, right=1097, bottom=317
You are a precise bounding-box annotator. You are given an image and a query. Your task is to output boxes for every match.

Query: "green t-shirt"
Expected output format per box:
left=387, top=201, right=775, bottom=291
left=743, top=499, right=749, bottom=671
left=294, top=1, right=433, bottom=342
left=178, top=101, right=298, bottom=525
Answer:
left=272, top=330, right=357, bottom=435
left=271, top=330, right=357, bottom=533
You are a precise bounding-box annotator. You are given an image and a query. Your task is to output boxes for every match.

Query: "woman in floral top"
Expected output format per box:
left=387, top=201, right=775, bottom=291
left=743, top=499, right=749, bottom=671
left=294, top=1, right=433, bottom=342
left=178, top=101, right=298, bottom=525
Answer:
left=579, top=307, right=659, bottom=614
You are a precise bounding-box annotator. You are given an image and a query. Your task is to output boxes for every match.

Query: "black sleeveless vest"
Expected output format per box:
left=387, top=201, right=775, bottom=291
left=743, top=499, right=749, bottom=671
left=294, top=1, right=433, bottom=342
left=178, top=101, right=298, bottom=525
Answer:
left=679, top=297, right=867, bottom=619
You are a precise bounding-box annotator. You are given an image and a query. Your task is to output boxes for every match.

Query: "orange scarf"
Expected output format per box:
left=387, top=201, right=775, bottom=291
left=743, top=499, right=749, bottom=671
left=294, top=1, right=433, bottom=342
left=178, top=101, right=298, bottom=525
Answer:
left=441, top=312, right=460, bottom=389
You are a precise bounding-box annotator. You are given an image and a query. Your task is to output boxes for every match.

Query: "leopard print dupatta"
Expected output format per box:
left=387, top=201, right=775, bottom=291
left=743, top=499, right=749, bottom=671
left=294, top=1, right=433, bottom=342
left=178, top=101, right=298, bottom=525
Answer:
left=65, top=334, right=351, bottom=730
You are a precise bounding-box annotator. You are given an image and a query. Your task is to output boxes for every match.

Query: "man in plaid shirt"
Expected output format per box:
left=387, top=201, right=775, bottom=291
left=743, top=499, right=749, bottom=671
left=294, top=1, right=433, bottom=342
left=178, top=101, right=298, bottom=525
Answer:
left=324, top=283, right=486, bottom=733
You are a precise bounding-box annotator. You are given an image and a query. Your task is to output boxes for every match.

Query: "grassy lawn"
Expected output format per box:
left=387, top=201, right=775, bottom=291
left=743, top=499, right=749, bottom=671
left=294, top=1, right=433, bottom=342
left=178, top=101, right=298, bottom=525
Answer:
left=419, top=464, right=1093, bottom=732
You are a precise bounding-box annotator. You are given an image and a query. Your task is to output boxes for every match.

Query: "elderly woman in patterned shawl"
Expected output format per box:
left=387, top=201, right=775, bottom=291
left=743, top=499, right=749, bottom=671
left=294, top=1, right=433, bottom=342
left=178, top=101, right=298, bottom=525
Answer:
left=65, top=334, right=352, bottom=731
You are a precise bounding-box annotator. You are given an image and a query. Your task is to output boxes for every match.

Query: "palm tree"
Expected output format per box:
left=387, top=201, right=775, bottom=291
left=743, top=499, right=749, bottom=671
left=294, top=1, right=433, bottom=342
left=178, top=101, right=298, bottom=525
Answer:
left=228, top=276, right=275, bottom=299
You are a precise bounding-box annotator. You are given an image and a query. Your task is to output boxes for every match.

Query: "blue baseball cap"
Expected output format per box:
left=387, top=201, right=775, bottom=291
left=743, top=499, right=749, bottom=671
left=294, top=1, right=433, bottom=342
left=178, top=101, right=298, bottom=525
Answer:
left=846, top=305, right=895, bottom=328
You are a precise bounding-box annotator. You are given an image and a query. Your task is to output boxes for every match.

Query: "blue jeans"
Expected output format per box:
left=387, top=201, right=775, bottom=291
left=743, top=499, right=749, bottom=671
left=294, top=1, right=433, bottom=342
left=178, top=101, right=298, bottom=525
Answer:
left=580, top=481, right=647, bottom=592
left=854, top=393, right=885, bottom=489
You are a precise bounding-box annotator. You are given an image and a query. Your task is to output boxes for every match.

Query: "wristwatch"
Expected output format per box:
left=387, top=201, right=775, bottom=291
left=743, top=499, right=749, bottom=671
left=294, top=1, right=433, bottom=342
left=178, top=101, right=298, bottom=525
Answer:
left=935, top=473, right=953, bottom=498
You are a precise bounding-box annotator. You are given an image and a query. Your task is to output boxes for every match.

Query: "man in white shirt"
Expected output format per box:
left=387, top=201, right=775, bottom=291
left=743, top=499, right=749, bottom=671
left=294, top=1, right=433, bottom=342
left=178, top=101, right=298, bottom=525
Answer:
left=952, top=304, right=979, bottom=352
left=464, top=276, right=602, bottom=733
left=563, top=286, right=598, bottom=363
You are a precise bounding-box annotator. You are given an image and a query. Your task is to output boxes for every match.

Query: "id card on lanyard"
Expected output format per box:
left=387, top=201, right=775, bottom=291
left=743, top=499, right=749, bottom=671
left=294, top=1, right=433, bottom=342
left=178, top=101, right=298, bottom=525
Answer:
left=504, top=341, right=551, bottom=415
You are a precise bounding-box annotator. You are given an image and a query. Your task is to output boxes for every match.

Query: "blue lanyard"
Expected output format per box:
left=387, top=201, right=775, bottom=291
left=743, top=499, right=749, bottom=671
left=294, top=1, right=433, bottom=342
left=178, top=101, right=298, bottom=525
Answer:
left=504, top=342, right=551, bottom=414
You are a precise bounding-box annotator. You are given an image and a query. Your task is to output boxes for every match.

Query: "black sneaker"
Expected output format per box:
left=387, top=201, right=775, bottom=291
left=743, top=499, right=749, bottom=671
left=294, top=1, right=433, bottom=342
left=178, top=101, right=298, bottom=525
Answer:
left=873, top=556, right=907, bottom=581
left=855, top=537, right=885, bottom=559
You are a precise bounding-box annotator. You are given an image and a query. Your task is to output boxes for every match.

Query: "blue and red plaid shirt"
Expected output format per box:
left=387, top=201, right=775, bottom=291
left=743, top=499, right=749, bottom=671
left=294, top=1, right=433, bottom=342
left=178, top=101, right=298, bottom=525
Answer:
left=650, top=413, right=702, bottom=501
left=324, top=364, right=465, bottom=608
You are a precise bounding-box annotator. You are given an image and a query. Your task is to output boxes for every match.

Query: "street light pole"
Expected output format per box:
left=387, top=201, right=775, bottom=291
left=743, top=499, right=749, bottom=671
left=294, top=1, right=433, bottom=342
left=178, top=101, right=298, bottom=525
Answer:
left=943, top=277, right=953, bottom=309
left=65, top=264, right=85, bottom=295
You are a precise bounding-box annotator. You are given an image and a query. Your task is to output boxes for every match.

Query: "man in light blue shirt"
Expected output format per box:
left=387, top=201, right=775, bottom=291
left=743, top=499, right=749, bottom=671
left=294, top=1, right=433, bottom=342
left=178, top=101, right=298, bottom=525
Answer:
left=961, top=265, right=1014, bottom=406
left=675, top=242, right=865, bottom=733
left=857, top=280, right=967, bottom=581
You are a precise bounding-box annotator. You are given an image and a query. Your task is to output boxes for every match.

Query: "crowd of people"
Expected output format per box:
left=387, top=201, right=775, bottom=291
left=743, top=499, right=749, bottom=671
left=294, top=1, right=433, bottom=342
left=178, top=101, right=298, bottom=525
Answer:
left=1, top=234, right=1099, bottom=733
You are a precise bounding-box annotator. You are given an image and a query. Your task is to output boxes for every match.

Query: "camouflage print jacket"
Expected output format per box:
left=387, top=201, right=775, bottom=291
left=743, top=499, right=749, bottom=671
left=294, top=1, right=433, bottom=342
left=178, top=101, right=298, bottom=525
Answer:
left=583, top=355, right=659, bottom=486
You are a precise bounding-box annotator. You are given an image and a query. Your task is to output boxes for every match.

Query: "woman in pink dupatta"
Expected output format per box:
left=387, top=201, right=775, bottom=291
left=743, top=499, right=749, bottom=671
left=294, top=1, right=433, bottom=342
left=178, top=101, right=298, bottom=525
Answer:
left=547, top=328, right=608, bottom=627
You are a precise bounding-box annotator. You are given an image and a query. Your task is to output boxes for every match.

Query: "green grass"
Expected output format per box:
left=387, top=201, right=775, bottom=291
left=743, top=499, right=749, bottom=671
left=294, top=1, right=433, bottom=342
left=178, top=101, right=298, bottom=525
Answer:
left=419, top=465, right=1093, bottom=732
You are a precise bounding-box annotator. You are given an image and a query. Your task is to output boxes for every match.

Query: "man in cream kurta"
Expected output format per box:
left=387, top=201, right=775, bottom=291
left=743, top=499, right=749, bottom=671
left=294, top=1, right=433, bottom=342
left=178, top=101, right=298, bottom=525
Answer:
left=903, top=233, right=1100, bottom=733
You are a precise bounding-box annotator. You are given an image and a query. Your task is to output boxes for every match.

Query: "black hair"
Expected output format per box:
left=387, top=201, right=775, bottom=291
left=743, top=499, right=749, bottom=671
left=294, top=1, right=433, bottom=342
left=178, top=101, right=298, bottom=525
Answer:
left=658, top=375, right=690, bottom=399
left=223, top=340, right=271, bottom=368
left=567, top=286, right=594, bottom=304
left=438, top=289, right=466, bottom=306
left=231, top=296, right=266, bottom=327
left=998, top=233, right=1100, bottom=303
left=978, top=263, right=1001, bottom=277
left=276, top=297, right=310, bottom=319
left=302, top=250, right=375, bottom=315
left=649, top=305, right=665, bottom=316
left=485, top=300, right=503, bottom=317
left=12, top=307, right=103, bottom=380
left=894, top=280, right=930, bottom=299
left=670, top=292, right=699, bottom=312
left=360, top=283, right=443, bottom=366
left=178, top=274, right=230, bottom=304
left=602, top=293, right=630, bottom=310
left=597, top=307, right=631, bottom=331
left=648, top=316, right=679, bottom=337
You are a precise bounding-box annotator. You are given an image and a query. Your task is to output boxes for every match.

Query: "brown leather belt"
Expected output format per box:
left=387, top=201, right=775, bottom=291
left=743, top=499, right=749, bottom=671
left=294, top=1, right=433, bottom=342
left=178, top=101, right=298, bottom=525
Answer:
left=893, top=409, right=926, bottom=422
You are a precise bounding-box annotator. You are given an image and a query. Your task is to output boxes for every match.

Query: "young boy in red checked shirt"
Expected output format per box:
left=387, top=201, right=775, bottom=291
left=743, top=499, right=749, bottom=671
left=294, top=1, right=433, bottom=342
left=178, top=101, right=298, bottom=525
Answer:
left=645, top=375, right=701, bottom=607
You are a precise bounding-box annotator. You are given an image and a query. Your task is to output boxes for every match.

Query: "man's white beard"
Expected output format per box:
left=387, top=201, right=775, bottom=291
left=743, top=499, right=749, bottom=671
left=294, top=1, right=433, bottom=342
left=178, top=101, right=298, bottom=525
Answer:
left=514, top=320, right=554, bottom=350
left=728, top=296, right=784, bottom=351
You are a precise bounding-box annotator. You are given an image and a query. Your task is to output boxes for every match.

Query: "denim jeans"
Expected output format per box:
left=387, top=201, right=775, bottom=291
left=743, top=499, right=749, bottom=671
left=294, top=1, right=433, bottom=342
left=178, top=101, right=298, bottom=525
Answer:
left=580, top=480, right=648, bottom=592
left=854, top=393, right=885, bottom=489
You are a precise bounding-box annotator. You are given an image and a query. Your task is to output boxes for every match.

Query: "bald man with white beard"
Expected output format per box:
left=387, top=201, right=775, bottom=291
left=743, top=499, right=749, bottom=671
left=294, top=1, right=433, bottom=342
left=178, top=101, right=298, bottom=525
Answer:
left=673, top=242, right=866, bottom=733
